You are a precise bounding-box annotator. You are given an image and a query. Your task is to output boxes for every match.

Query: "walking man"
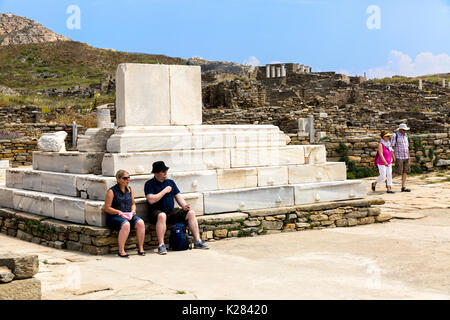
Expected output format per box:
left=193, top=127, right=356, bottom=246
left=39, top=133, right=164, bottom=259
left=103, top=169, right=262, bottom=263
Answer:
left=390, top=123, right=411, bottom=192
left=144, top=161, right=209, bottom=255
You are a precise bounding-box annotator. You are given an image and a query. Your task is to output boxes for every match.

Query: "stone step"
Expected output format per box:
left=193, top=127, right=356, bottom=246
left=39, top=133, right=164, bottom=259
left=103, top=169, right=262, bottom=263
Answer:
left=4, top=162, right=345, bottom=200
left=0, top=180, right=366, bottom=225
left=0, top=186, right=203, bottom=227
left=101, top=145, right=322, bottom=176
left=106, top=124, right=287, bottom=153
left=32, top=151, right=104, bottom=174
left=203, top=180, right=366, bottom=214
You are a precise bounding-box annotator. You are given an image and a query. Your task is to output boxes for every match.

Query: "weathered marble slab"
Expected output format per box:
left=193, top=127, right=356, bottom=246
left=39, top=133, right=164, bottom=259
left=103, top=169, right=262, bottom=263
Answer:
left=106, top=126, right=192, bottom=153
left=169, top=171, right=217, bottom=194
left=216, top=168, right=258, bottom=190
left=203, top=186, right=294, bottom=214
left=174, top=192, right=204, bottom=216
left=169, top=65, right=202, bottom=125
left=230, top=146, right=305, bottom=168
left=303, top=145, right=327, bottom=164
left=116, top=63, right=171, bottom=126
left=0, top=187, right=14, bottom=209
left=54, top=197, right=85, bottom=224
left=257, top=166, right=289, bottom=187
left=40, top=172, right=80, bottom=197
left=12, top=190, right=55, bottom=218
left=84, top=201, right=106, bottom=227
left=102, top=149, right=231, bottom=176
left=288, top=162, right=347, bottom=184
left=32, top=152, right=104, bottom=174
left=5, top=168, right=28, bottom=189
left=0, top=160, right=9, bottom=169
left=77, top=128, right=115, bottom=152
left=294, top=180, right=366, bottom=205
left=22, top=171, right=42, bottom=192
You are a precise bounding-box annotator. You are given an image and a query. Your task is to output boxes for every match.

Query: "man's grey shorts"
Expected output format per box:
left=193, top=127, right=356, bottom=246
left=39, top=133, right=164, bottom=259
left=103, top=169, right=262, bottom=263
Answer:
left=395, top=159, right=410, bottom=174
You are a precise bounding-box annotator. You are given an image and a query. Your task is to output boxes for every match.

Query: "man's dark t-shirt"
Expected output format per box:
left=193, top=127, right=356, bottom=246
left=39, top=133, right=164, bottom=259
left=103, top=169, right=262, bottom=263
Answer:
left=144, top=178, right=181, bottom=212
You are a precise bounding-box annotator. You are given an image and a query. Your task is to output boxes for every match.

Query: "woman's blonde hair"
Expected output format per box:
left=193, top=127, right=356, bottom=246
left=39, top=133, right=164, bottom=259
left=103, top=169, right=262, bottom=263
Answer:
left=115, top=170, right=131, bottom=193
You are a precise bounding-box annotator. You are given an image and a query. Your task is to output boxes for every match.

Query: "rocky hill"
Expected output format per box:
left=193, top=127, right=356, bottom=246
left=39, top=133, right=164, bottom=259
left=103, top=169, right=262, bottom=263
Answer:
left=0, top=13, right=70, bottom=46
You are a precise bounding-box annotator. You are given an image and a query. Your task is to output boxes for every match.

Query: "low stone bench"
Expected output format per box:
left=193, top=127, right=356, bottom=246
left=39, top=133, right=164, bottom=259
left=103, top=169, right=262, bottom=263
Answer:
left=0, top=198, right=390, bottom=255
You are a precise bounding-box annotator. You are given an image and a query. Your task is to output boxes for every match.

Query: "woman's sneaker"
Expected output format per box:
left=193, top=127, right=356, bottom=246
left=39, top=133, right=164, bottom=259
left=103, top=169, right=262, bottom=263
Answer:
left=158, top=244, right=167, bottom=255
left=194, top=240, right=209, bottom=249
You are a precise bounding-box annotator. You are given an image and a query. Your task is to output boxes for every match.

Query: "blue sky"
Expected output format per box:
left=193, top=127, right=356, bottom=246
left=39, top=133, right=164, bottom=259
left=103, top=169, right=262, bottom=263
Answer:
left=1, top=0, right=449, bottom=78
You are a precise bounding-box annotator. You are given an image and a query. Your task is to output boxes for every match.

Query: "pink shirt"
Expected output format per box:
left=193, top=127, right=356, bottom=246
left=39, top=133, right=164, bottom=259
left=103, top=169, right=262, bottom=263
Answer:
left=376, top=143, right=392, bottom=166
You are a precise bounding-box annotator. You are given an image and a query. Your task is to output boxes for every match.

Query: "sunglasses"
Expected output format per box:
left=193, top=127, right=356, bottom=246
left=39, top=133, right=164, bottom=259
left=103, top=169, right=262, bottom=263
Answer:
left=121, top=177, right=130, bottom=180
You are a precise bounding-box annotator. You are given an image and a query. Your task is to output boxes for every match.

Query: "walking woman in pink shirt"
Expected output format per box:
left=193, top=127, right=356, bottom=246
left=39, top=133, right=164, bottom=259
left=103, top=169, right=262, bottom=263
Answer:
left=372, top=131, right=396, bottom=194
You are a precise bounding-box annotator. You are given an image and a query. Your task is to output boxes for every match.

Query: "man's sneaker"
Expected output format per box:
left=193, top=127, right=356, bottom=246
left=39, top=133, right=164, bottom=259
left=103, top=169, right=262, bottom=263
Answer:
left=194, top=240, right=209, bottom=250
left=158, top=244, right=167, bottom=255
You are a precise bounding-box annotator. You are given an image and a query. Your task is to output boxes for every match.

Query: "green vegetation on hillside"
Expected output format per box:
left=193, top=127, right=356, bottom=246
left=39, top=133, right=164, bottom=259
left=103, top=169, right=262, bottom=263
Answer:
left=0, top=40, right=186, bottom=90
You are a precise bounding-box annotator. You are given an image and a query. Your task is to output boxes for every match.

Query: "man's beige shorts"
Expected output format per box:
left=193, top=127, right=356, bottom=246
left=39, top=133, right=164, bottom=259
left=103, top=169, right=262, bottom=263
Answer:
left=395, top=159, right=410, bottom=175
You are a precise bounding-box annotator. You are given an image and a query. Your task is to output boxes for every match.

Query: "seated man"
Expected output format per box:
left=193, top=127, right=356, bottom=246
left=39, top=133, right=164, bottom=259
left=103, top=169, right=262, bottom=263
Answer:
left=144, top=161, right=209, bottom=255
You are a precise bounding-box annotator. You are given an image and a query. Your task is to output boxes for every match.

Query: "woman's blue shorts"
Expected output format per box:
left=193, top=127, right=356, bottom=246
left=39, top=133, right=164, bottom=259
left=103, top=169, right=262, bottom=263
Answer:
left=106, top=215, right=142, bottom=231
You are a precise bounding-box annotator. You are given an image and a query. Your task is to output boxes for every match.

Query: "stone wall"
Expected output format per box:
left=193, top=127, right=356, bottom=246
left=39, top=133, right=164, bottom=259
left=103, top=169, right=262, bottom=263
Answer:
left=290, top=132, right=450, bottom=172
left=0, top=124, right=86, bottom=166
left=0, top=199, right=389, bottom=255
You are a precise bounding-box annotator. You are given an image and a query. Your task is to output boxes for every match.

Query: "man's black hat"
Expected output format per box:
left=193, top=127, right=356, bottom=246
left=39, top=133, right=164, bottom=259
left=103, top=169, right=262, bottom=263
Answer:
left=151, top=161, right=169, bottom=173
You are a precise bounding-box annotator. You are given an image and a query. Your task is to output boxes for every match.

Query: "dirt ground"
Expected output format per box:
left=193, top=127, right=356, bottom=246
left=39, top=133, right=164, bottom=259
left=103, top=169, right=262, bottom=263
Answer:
left=0, top=170, right=449, bottom=300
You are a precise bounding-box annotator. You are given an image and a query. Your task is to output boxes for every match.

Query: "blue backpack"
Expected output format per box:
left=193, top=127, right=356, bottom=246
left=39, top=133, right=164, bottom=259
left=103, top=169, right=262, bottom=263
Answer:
left=169, top=223, right=192, bottom=251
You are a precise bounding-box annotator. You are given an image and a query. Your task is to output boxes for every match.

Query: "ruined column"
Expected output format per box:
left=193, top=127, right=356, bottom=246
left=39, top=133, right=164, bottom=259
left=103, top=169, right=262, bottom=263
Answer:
left=443, top=79, right=446, bottom=88
left=271, top=66, right=276, bottom=78
left=281, top=65, right=286, bottom=77
left=97, top=108, right=112, bottom=128
left=266, top=65, right=271, bottom=78
left=418, top=79, right=423, bottom=90
left=276, top=67, right=281, bottom=78
left=72, top=121, right=77, bottom=148
left=306, top=115, right=315, bottom=144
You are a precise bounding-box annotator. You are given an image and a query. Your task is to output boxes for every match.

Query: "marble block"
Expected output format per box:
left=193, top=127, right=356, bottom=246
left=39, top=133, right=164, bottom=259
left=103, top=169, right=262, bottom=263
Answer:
left=216, top=168, right=258, bottom=190
left=40, top=171, right=80, bottom=197
left=77, top=128, right=115, bottom=152
left=257, top=166, right=288, bottom=187
left=38, top=131, right=67, bottom=152
left=203, top=186, right=294, bottom=214
left=76, top=175, right=119, bottom=201
left=303, top=145, right=327, bottom=164
left=174, top=192, right=204, bottom=216
left=22, top=171, right=42, bottom=192
left=12, top=190, right=55, bottom=218
left=84, top=201, right=106, bottom=227
left=102, top=149, right=231, bottom=176
left=0, top=187, right=14, bottom=209
left=288, top=162, right=347, bottom=184
left=32, top=152, right=104, bottom=174
left=0, top=160, right=9, bottom=169
left=54, top=197, right=86, bottom=224
left=230, top=146, right=305, bottom=168
left=169, top=65, right=202, bottom=125
left=5, top=169, right=27, bottom=189
left=106, top=126, right=192, bottom=153
left=294, top=180, right=366, bottom=205
left=116, top=63, right=171, bottom=126
left=169, top=171, right=217, bottom=194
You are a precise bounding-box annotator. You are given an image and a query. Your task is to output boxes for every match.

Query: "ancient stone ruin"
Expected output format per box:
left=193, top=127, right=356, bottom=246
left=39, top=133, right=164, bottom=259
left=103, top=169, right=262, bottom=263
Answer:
left=0, top=63, right=384, bottom=254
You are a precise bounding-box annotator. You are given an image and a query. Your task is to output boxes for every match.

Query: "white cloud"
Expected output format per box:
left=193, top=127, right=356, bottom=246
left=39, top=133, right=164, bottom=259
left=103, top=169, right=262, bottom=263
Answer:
left=269, top=60, right=282, bottom=64
left=367, top=50, right=450, bottom=79
left=243, top=56, right=261, bottom=66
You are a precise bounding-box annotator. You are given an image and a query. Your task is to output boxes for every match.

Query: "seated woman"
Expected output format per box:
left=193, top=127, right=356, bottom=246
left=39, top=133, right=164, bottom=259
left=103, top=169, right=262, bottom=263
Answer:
left=104, top=170, right=146, bottom=258
left=372, top=131, right=395, bottom=194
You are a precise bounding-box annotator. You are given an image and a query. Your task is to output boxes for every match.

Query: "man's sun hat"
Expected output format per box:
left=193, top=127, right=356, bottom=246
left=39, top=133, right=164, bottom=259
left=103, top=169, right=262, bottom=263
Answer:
left=151, top=161, right=169, bottom=173
left=396, top=123, right=410, bottom=131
